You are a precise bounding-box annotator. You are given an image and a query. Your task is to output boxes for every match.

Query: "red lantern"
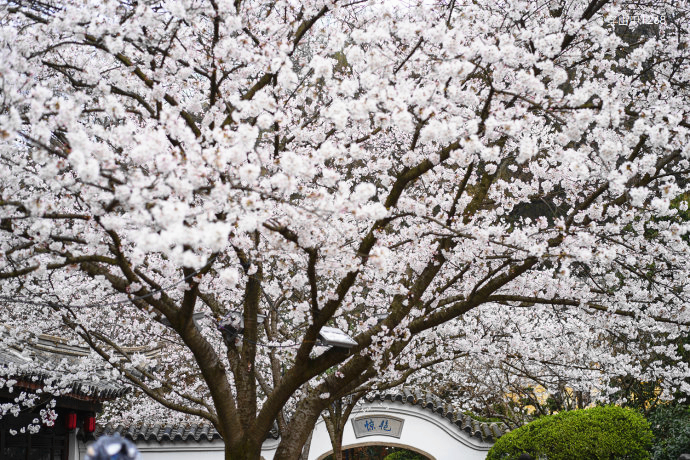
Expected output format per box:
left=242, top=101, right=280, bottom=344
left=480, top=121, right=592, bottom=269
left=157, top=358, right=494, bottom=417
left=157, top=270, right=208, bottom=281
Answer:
left=66, top=413, right=77, bottom=430
left=84, top=416, right=96, bottom=433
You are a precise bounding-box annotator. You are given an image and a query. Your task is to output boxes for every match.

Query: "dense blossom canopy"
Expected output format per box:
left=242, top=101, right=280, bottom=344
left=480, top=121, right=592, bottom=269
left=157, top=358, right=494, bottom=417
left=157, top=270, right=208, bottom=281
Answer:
left=1, top=0, right=689, bottom=458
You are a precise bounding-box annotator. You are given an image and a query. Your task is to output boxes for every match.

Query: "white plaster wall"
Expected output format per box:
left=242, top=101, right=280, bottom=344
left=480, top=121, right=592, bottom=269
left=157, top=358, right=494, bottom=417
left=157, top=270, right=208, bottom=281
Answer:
left=124, top=442, right=225, bottom=460
left=78, top=438, right=279, bottom=460
left=308, top=401, right=492, bottom=460
left=80, top=400, right=492, bottom=460
left=69, top=430, right=79, bottom=460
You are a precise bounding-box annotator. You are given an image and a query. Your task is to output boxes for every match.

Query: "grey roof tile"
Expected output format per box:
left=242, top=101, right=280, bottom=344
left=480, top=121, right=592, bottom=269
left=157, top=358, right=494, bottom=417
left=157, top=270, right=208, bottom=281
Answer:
left=0, top=340, right=128, bottom=400
left=96, top=420, right=281, bottom=443
left=95, top=388, right=508, bottom=445
left=368, top=388, right=508, bottom=442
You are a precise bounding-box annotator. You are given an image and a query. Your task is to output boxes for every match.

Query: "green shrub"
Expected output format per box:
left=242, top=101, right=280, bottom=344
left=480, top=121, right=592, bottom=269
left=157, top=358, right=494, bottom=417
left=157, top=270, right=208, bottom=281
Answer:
left=486, top=405, right=653, bottom=460
left=383, top=449, right=427, bottom=460
left=648, top=404, right=690, bottom=460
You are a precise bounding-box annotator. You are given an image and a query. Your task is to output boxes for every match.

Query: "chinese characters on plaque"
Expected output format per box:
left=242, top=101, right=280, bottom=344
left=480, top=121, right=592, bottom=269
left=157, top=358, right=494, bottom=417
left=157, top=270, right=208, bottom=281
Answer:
left=352, top=415, right=404, bottom=438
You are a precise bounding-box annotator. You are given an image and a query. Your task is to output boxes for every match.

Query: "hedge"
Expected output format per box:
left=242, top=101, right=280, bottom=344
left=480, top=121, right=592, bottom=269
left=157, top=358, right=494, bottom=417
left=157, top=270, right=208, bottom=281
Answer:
left=486, top=405, right=653, bottom=460
left=648, top=404, right=690, bottom=460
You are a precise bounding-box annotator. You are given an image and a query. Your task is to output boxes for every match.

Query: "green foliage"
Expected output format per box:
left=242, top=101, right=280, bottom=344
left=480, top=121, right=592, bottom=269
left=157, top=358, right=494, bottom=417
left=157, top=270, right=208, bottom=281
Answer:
left=383, top=450, right=427, bottom=460
left=648, top=404, right=690, bottom=460
left=486, top=406, right=653, bottom=460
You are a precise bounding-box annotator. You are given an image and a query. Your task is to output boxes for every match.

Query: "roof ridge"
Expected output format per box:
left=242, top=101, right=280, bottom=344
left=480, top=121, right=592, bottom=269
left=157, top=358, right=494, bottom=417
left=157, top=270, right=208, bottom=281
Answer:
left=369, top=387, right=508, bottom=443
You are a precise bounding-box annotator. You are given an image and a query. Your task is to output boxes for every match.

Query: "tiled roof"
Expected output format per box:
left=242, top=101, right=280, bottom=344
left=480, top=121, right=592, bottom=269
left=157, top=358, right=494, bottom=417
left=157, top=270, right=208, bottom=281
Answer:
left=366, top=388, right=508, bottom=443
left=97, top=421, right=281, bottom=442
left=97, top=389, right=507, bottom=445
left=0, top=333, right=129, bottom=401
left=96, top=422, right=223, bottom=442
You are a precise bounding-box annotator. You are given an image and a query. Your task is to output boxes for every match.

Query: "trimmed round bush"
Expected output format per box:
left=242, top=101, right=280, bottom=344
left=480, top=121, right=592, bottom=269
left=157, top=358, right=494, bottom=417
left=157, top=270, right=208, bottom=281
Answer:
left=486, top=406, right=653, bottom=460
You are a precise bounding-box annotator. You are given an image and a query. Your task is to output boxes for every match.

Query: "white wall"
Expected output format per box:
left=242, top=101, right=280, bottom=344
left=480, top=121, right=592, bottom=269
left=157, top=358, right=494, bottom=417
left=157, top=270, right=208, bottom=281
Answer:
left=79, top=437, right=279, bottom=460
left=308, top=401, right=492, bottom=460
left=82, top=401, right=492, bottom=460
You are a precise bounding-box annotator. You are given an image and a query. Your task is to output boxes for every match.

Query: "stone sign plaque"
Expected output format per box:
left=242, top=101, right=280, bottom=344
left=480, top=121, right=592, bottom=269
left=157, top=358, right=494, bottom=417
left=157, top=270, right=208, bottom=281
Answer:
left=352, top=415, right=404, bottom=438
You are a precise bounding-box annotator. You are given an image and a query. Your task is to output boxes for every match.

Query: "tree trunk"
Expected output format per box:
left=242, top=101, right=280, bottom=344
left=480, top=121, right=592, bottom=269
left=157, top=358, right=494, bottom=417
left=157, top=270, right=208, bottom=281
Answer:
left=300, top=429, right=313, bottom=460
left=273, top=398, right=327, bottom=460
left=226, top=438, right=262, bottom=460
left=332, top=432, right=344, bottom=460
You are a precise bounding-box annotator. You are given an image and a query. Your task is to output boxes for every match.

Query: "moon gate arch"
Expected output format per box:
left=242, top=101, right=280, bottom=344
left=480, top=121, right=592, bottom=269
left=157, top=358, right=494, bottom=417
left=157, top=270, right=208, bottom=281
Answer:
left=307, top=389, right=507, bottom=460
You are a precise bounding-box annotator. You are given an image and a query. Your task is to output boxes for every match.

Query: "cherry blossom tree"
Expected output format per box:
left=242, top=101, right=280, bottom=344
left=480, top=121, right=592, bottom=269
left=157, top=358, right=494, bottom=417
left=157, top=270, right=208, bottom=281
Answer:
left=1, top=0, right=689, bottom=459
